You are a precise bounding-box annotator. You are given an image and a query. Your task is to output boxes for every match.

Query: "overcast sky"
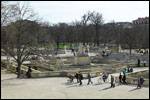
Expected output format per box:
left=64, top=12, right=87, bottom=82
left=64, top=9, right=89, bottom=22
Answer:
left=22, top=1, right=149, bottom=24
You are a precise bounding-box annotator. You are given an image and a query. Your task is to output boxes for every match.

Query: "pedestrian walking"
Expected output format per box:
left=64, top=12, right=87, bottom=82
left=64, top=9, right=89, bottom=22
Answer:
left=87, top=72, right=93, bottom=85
left=144, top=60, right=147, bottom=67
left=78, top=72, right=83, bottom=85
left=122, top=74, right=127, bottom=84
left=102, top=72, right=108, bottom=83
left=119, top=72, right=122, bottom=83
left=75, top=73, right=79, bottom=83
left=137, top=78, right=141, bottom=88
left=140, top=76, right=145, bottom=88
left=110, top=75, right=115, bottom=88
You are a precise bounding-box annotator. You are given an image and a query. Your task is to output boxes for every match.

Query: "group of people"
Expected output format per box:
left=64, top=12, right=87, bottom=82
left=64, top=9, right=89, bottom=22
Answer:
left=68, top=72, right=93, bottom=85
left=119, top=68, right=130, bottom=84
left=127, top=67, right=133, bottom=73
left=138, top=59, right=147, bottom=67
left=119, top=72, right=127, bottom=84
left=69, top=72, right=112, bottom=86
left=119, top=68, right=145, bottom=88
left=74, top=72, right=84, bottom=85
left=101, top=51, right=110, bottom=57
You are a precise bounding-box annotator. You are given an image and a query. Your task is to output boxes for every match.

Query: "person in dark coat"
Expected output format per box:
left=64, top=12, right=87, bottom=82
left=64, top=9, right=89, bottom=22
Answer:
left=122, top=74, right=127, bottom=84
left=78, top=72, right=83, bottom=85
left=16, top=67, right=18, bottom=73
left=129, top=67, right=133, bottom=72
left=127, top=67, right=130, bottom=73
left=102, top=72, right=108, bottom=82
left=26, top=66, right=32, bottom=78
left=75, top=73, right=79, bottom=83
left=110, top=75, right=115, bottom=88
left=138, top=59, right=140, bottom=67
left=119, top=72, right=122, bottom=83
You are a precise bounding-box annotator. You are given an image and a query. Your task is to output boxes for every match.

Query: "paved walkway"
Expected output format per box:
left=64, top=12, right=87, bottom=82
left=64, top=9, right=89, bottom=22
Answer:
left=1, top=70, right=149, bottom=99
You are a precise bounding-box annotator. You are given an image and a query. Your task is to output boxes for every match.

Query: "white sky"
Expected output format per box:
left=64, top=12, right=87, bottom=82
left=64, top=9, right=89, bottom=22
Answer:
left=20, top=1, right=149, bottom=24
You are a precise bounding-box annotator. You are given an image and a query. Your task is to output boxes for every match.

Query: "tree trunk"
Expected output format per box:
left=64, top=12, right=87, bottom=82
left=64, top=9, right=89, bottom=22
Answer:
left=95, top=27, right=99, bottom=46
left=129, top=46, right=132, bottom=55
left=56, top=42, right=59, bottom=49
left=17, top=62, right=21, bottom=78
left=7, top=54, right=10, bottom=71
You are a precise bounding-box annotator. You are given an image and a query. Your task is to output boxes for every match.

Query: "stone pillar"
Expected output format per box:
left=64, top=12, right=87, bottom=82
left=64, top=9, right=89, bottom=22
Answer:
left=64, top=45, right=67, bottom=54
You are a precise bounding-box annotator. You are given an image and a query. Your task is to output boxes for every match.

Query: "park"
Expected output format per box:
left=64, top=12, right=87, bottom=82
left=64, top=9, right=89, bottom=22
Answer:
left=1, top=1, right=149, bottom=99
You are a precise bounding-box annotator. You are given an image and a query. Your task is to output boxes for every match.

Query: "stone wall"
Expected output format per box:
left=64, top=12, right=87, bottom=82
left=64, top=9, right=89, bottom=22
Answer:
left=127, top=70, right=149, bottom=79
left=115, top=70, right=149, bottom=86
left=1, top=61, right=40, bottom=76
left=115, top=63, right=149, bottom=73
left=115, top=76, right=149, bottom=86
left=31, top=70, right=101, bottom=78
left=72, top=56, right=91, bottom=65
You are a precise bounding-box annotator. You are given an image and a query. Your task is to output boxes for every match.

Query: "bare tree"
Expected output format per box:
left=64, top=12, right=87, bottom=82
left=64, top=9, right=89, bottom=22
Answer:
left=2, top=2, right=38, bottom=78
left=1, top=1, right=15, bottom=26
left=80, top=11, right=91, bottom=45
left=121, top=28, right=136, bottom=54
left=90, top=11, right=104, bottom=46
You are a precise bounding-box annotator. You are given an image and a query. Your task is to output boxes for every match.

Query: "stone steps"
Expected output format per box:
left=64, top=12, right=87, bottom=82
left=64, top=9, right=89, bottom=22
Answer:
left=1, top=68, right=7, bottom=74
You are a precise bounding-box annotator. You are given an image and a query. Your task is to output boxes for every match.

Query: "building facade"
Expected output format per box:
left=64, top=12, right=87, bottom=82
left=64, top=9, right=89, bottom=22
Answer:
left=132, top=17, right=149, bottom=24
